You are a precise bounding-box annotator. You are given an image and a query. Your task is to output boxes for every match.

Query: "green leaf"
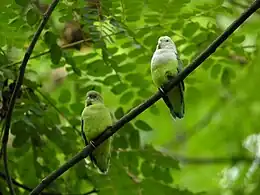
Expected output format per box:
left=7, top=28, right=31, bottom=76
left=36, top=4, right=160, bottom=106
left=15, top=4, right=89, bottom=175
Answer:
left=26, top=8, right=39, bottom=26
left=50, top=44, right=62, bottom=65
left=221, top=67, right=235, bottom=86
left=128, top=130, right=140, bottom=149
left=232, top=35, right=245, bottom=44
left=111, top=83, right=128, bottom=95
left=0, top=51, right=8, bottom=65
left=138, top=89, right=153, bottom=98
left=63, top=52, right=81, bottom=76
left=141, top=160, right=154, bottom=178
left=83, top=85, right=102, bottom=93
left=70, top=103, right=84, bottom=114
left=44, top=31, right=57, bottom=46
left=120, top=91, right=134, bottom=104
left=2, top=69, right=15, bottom=79
left=113, top=135, right=129, bottom=149
left=149, top=105, right=160, bottom=115
left=87, top=59, right=112, bottom=77
left=115, top=63, right=137, bottom=73
left=125, top=73, right=143, bottom=83
left=103, top=74, right=119, bottom=86
left=114, top=107, right=124, bottom=119
left=132, top=98, right=143, bottom=107
left=15, top=0, right=29, bottom=6
left=12, top=133, right=29, bottom=148
left=183, top=22, right=200, bottom=38
left=58, top=89, right=71, bottom=103
left=135, top=120, right=153, bottom=131
left=210, top=64, right=221, bottom=79
left=182, top=44, right=196, bottom=56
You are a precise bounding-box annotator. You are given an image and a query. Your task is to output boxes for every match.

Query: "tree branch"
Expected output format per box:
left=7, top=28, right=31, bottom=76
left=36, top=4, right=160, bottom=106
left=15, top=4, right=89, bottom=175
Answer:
left=177, top=156, right=257, bottom=165
left=36, top=89, right=81, bottom=136
left=0, top=171, right=58, bottom=195
left=0, top=171, right=98, bottom=195
left=117, top=148, right=257, bottom=165
left=2, top=31, right=122, bottom=69
left=156, top=148, right=257, bottom=165
left=0, top=0, right=60, bottom=194
left=29, top=1, right=260, bottom=194
left=3, top=39, right=88, bottom=68
left=229, top=0, right=260, bottom=15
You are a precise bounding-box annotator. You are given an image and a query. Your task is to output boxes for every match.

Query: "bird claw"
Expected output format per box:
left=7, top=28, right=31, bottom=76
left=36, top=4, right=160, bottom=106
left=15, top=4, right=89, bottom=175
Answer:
left=89, top=141, right=96, bottom=149
left=158, top=87, right=167, bottom=97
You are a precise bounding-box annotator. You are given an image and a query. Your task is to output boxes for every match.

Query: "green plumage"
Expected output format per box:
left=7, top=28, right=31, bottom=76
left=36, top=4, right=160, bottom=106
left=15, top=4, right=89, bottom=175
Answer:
left=81, top=91, right=113, bottom=173
left=151, top=36, right=185, bottom=119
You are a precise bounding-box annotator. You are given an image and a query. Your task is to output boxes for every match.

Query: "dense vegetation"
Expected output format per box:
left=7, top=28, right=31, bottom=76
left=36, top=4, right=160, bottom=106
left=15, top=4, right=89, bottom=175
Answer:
left=0, top=0, right=260, bottom=194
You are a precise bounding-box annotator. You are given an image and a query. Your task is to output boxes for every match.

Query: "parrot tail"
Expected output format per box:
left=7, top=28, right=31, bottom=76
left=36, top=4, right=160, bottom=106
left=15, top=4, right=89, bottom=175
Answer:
left=91, top=139, right=111, bottom=174
left=159, top=83, right=184, bottom=119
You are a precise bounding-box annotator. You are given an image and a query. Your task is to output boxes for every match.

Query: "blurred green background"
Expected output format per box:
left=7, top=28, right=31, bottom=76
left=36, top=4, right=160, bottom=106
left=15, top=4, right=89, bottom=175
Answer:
left=0, top=0, right=260, bottom=194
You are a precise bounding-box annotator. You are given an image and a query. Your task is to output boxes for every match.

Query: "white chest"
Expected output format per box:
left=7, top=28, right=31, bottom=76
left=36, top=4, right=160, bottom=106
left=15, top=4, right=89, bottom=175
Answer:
left=151, top=49, right=177, bottom=70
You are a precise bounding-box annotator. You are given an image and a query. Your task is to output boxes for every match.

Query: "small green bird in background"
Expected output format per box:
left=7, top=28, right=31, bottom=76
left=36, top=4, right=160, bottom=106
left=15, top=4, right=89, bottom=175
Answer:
left=151, top=36, right=185, bottom=119
left=81, top=90, right=113, bottom=174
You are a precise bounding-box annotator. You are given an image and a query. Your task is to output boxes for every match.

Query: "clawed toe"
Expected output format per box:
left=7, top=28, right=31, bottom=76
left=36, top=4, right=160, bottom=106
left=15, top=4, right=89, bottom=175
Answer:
left=89, top=141, right=96, bottom=148
left=159, top=87, right=167, bottom=97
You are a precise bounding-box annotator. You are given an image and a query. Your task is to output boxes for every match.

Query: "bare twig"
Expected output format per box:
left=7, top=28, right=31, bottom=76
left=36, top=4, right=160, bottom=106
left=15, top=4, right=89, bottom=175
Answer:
left=29, top=1, right=260, bottom=194
left=0, top=1, right=60, bottom=194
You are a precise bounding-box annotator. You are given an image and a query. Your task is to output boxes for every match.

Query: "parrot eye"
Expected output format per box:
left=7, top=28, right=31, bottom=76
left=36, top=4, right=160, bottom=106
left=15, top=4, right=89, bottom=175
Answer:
left=165, top=39, right=169, bottom=42
left=89, top=94, right=96, bottom=99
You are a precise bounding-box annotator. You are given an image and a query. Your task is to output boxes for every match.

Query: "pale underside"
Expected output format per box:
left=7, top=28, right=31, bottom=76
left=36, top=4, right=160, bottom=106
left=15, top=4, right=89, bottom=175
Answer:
left=151, top=48, right=185, bottom=118
left=151, top=48, right=179, bottom=86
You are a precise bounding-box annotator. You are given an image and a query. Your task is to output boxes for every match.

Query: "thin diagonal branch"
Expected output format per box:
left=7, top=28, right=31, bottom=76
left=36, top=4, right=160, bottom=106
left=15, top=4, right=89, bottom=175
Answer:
left=177, top=155, right=257, bottom=165
left=116, top=148, right=257, bottom=165
left=0, top=171, right=58, bottom=195
left=29, top=1, right=260, bottom=194
left=1, top=23, right=176, bottom=69
left=230, top=0, right=260, bottom=15
left=0, top=0, right=60, bottom=194
left=2, top=39, right=88, bottom=68
left=155, top=148, right=257, bottom=165
left=36, top=89, right=81, bottom=136
left=0, top=171, right=98, bottom=195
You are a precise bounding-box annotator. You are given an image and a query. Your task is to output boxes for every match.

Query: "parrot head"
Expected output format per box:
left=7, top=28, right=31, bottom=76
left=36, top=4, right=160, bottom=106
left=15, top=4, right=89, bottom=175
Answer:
left=85, top=90, right=103, bottom=106
left=157, top=36, right=176, bottom=50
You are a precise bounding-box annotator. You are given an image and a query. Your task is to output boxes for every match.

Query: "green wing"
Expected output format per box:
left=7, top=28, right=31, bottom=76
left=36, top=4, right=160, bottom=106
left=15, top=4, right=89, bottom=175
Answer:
left=81, top=118, right=98, bottom=165
left=176, top=52, right=185, bottom=91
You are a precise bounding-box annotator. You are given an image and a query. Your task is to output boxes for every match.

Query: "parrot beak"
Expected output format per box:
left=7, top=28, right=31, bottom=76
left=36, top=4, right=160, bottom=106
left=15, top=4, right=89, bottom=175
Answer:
left=86, top=98, right=92, bottom=106
left=157, top=43, right=161, bottom=49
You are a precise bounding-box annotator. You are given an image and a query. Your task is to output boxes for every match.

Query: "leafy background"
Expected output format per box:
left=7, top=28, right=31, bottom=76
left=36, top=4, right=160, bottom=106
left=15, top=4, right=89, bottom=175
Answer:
left=0, top=0, right=260, bottom=194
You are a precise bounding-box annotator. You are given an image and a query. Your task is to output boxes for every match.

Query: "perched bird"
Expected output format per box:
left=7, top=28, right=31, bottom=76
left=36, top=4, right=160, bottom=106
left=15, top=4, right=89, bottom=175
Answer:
left=151, top=36, right=185, bottom=119
left=81, top=90, right=113, bottom=173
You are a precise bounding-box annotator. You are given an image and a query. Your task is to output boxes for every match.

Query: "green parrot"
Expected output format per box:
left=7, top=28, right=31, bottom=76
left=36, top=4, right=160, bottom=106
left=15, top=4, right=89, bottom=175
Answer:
left=151, top=36, right=185, bottom=119
left=81, top=90, right=113, bottom=174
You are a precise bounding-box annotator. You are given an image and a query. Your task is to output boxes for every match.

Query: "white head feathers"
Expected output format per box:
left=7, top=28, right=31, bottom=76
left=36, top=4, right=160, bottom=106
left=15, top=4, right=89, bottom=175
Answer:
left=156, top=36, right=177, bottom=53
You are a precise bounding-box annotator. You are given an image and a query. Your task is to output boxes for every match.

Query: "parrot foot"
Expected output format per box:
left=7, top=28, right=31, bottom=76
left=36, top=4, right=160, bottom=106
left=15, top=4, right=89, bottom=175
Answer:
left=158, top=87, right=167, bottom=97
left=89, top=141, right=96, bottom=148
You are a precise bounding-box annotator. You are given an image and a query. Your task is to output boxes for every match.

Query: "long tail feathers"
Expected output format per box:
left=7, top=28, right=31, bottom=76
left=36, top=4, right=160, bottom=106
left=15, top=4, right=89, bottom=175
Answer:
left=161, top=84, right=184, bottom=119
